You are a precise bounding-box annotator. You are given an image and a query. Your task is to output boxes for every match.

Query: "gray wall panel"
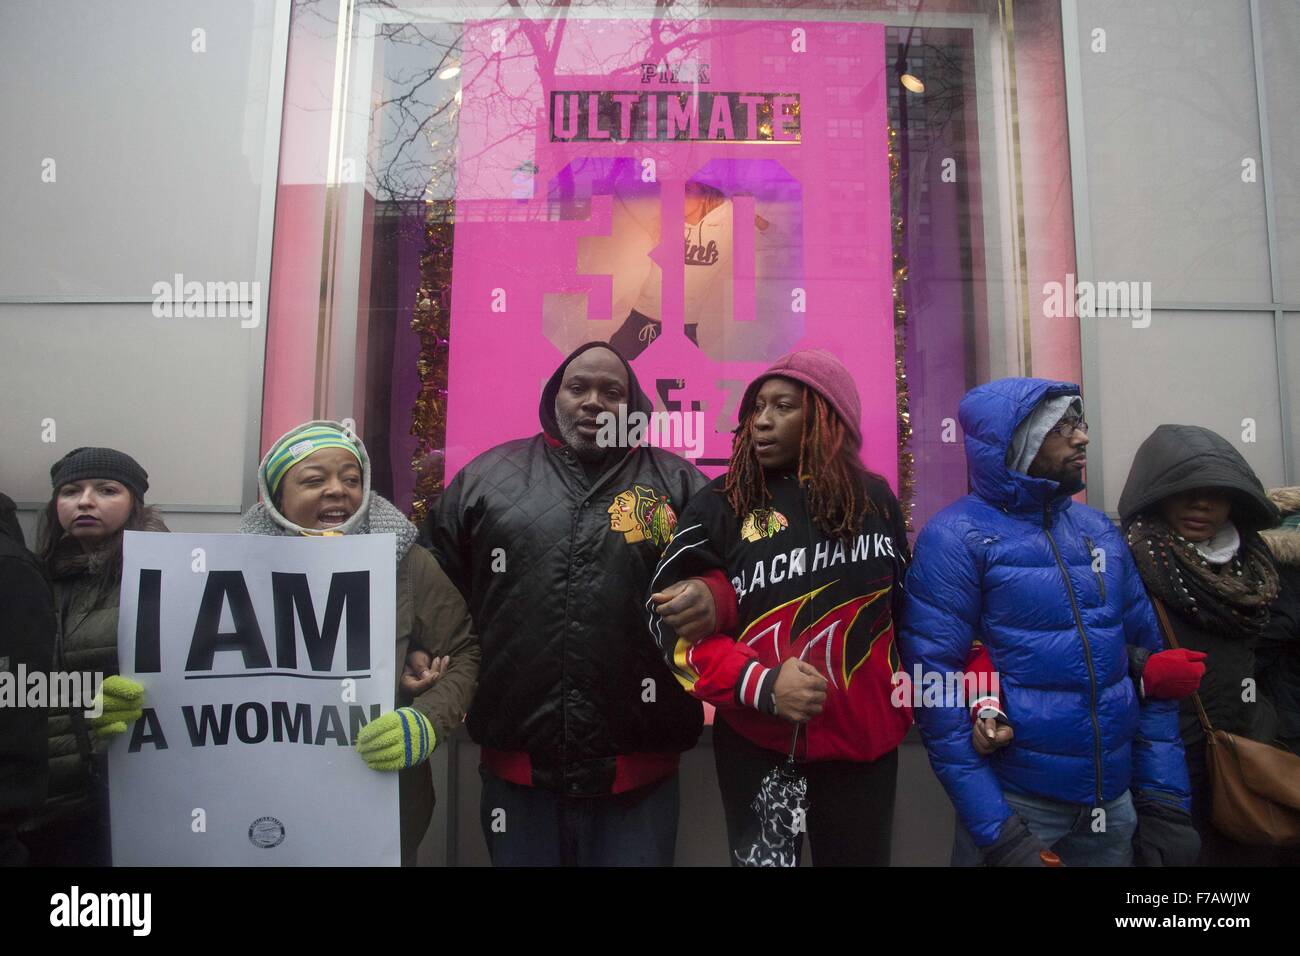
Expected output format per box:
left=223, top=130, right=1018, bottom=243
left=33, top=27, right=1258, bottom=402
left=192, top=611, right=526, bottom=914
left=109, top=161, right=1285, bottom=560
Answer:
left=1261, top=0, right=1300, bottom=304
left=1075, top=0, right=1271, bottom=305
left=0, top=302, right=257, bottom=507
left=1094, top=309, right=1285, bottom=514
left=0, top=0, right=276, bottom=298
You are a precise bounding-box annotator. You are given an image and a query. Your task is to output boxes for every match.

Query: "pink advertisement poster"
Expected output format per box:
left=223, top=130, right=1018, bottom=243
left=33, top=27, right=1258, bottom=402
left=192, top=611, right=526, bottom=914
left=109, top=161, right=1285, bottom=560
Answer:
left=446, top=19, right=895, bottom=483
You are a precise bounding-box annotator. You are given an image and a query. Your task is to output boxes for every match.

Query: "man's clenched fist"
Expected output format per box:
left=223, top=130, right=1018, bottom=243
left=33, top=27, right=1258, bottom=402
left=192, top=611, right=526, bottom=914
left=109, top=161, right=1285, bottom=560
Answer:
left=650, top=577, right=717, bottom=642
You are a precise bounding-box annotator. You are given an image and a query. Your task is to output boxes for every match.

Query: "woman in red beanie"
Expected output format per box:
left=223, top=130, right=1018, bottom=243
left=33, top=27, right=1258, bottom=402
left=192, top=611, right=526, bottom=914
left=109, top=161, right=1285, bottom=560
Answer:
left=647, top=349, right=912, bottom=865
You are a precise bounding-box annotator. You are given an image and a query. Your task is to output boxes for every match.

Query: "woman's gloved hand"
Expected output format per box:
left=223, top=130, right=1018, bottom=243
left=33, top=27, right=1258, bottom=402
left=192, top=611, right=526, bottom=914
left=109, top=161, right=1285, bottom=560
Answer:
left=355, top=707, right=437, bottom=770
left=1132, top=797, right=1201, bottom=866
left=89, top=675, right=144, bottom=738
left=1140, top=649, right=1207, bottom=700
left=983, top=813, right=1053, bottom=866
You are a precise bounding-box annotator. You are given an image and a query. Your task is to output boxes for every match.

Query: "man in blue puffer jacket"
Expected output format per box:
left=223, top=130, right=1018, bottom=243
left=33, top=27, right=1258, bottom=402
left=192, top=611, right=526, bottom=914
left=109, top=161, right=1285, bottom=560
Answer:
left=900, top=378, right=1198, bottom=866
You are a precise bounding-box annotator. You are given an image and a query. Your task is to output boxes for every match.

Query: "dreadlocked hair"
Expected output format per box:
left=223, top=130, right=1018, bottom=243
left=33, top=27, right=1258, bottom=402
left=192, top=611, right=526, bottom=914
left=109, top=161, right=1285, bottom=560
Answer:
left=724, top=385, right=876, bottom=541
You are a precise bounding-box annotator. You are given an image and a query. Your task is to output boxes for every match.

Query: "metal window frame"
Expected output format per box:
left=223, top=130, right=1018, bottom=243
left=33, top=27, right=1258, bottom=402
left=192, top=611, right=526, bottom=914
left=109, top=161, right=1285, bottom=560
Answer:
left=244, top=0, right=293, bottom=512
left=1250, top=0, right=1294, bottom=485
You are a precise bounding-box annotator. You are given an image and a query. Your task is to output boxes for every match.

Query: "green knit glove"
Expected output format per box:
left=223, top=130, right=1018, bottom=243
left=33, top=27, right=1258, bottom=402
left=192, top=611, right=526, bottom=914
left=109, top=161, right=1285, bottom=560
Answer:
left=355, top=707, right=437, bottom=771
left=89, top=675, right=145, bottom=738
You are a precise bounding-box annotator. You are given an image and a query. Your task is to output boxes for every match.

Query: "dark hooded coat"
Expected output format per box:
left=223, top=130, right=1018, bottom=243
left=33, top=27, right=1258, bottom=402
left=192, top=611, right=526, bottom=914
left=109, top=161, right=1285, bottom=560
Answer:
left=1118, top=425, right=1281, bottom=755
left=37, top=505, right=169, bottom=834
left=421, top=343, right=707, bottom=795
left=0, top=494, right=54, bottom=864
left=1118, top=425, right=1287, bottom=863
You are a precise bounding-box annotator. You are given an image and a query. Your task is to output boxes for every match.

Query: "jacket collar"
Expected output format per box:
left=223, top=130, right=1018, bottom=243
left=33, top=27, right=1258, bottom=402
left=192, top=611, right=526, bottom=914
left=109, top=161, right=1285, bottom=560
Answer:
left=543, top=433, right=643, bottom=503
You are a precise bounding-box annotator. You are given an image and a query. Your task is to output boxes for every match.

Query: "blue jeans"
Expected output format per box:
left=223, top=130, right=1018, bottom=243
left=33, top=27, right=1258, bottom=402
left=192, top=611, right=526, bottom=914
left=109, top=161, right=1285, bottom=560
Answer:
left=479, top=767, right=679, bottom=866
left=952, top=788, right=1137, bottom=867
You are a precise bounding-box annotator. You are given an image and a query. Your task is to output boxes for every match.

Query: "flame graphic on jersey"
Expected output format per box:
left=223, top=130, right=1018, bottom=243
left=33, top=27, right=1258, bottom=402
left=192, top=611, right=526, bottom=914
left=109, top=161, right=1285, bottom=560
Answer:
left=738, top=581, right=894, bottom=690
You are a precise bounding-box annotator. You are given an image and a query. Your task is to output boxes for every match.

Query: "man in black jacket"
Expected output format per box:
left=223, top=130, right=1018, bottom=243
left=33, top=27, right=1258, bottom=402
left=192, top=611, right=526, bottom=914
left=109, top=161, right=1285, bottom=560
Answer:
left=420, top=343, right=715, bottom=865
left=0, top=492, right=55, bottom=866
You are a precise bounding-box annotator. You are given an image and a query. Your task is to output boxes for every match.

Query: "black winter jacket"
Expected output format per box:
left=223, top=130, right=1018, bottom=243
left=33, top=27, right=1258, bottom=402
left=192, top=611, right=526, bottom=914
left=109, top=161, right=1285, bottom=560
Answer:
left=422, top=344, right=706, bottom=795
left=0, top=493, right=54, bottom=864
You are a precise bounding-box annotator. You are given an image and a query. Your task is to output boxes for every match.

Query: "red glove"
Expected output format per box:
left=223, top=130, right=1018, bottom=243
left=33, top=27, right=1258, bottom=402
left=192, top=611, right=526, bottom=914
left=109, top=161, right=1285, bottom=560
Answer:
left=1141, top=649, right=1207, bottom=699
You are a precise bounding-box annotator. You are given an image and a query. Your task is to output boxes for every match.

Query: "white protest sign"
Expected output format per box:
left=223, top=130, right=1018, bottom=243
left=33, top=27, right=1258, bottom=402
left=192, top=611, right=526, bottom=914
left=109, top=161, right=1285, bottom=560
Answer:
left=109, top=531, right=399, bottom=866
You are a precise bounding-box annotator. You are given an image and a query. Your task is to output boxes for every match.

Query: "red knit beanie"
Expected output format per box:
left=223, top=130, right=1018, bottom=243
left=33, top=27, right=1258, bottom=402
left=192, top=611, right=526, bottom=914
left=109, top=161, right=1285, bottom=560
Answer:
left=738, top=349, right=863, bottom=445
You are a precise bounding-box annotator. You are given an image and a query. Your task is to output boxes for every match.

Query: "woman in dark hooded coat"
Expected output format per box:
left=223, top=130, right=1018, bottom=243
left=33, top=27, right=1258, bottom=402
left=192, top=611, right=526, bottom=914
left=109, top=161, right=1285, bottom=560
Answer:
left=1118, top=424, right=1282, bottom=865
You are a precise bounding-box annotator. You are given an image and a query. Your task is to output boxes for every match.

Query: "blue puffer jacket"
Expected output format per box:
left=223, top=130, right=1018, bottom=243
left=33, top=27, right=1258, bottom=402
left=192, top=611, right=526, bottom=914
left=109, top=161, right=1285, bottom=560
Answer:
left=900, top=378, right=1190, bottom=848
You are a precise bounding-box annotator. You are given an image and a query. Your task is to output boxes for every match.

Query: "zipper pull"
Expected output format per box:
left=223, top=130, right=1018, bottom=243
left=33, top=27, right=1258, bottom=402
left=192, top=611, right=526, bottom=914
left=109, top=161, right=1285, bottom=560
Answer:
left=1085, top=535, right=1106, bottom=601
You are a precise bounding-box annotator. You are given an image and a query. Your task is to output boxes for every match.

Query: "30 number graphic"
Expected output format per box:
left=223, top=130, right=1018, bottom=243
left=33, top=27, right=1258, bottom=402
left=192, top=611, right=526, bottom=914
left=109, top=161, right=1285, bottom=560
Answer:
left=543, top=157, right=804, bottom=363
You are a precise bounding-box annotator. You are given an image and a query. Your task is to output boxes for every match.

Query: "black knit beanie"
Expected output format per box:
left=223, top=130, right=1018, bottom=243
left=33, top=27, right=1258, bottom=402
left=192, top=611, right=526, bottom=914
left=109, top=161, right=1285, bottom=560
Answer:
left=50, top=447, right=149, bottom=500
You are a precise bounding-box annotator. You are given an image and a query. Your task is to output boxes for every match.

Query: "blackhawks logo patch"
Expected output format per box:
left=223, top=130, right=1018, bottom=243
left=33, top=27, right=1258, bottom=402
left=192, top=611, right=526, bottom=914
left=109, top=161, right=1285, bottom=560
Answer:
left=607, top=484, right=677, bottom=547
left=740, top=508, right=789, bottom=543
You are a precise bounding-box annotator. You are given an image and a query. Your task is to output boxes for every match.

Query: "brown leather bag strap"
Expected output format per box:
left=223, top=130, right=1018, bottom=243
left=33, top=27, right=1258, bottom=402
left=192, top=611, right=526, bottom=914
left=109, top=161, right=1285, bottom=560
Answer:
left=1151, top=596, right=1180, bottom=651
left=1151, top=597, right=1215, bottom=735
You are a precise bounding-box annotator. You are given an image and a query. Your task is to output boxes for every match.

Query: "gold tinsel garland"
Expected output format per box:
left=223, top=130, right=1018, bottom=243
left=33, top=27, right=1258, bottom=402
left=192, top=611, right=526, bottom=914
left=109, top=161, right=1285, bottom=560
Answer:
left=407, top=134, right=915, bottom=527
left=889, top=124, right=917, bottom=530
left=408, top=204, right=454, bottom=525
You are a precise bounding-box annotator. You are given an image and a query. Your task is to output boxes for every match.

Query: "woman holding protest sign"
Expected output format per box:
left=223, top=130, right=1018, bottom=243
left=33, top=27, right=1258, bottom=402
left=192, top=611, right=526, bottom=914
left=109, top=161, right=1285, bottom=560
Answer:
left=239, top=420, right=479, bottom=865
left=24, top=447, right=167, bottom=865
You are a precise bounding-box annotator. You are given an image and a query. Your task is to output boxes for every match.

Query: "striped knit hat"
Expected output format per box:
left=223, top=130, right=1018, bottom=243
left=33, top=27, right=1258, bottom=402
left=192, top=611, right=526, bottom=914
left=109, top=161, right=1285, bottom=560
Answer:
left=263, top=423, right=362, bottom=496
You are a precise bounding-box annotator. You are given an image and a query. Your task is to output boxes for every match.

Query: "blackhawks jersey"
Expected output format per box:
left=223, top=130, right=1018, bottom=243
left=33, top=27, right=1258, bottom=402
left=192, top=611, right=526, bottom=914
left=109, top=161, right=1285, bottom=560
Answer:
left=646, top=471, right=914, bottom=762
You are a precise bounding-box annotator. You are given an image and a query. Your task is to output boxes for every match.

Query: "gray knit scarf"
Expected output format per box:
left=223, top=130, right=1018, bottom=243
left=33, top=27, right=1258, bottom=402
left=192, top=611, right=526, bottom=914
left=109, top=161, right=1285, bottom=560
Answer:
left=239, top=492, right=417, bottom=562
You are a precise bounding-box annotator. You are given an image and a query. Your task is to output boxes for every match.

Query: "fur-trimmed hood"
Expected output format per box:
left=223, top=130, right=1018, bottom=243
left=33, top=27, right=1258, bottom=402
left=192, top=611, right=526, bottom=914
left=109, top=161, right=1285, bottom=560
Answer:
left=1262, top=485, right=1300, bottom=567
left=1268, top=485, right=1300, bottom=516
